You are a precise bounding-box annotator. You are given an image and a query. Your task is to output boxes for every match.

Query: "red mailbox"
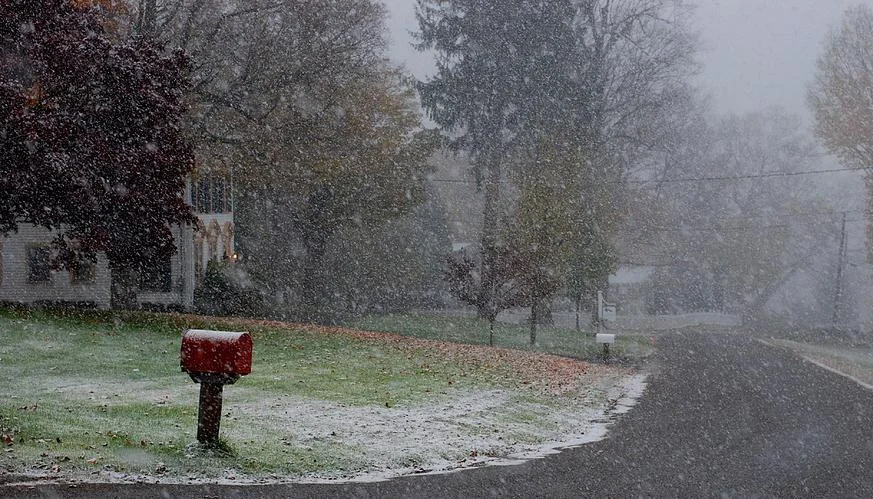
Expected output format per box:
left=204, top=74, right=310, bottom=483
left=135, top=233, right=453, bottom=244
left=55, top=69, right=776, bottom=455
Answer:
left=180, top=329, right=253, bottom=446
left=181, top=330, right=252, bottom=379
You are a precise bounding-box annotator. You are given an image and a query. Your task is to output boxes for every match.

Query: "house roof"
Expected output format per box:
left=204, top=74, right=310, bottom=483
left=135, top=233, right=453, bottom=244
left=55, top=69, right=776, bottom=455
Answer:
left=609, top=265, right=655, bottom=285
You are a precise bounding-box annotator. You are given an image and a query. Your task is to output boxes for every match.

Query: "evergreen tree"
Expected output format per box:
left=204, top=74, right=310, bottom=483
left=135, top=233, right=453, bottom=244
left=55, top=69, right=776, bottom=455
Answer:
left=416, top=0, right=577, bottom=329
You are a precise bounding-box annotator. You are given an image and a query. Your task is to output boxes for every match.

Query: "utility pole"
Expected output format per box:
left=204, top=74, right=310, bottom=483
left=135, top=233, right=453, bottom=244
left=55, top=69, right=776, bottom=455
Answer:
left=832, top=212, right=848, bottom=326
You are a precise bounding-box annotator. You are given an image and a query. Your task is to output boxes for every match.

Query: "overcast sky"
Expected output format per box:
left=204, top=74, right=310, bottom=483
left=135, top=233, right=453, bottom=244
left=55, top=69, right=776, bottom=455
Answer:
left=381, top=0, right=873, bottom=121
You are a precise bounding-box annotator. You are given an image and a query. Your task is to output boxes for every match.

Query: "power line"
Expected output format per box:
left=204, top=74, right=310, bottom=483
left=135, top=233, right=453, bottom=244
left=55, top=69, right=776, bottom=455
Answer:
left=446, top=204, right=869, bottom=235
left=641, top=209, right=869, bottom=224
left=640, top=219, right=863, bottom=233
left=634, top=166, right=866, bottom=184
left=427, top=165, right=867, bottom=186
left=613, top=209, right=868, bottom=232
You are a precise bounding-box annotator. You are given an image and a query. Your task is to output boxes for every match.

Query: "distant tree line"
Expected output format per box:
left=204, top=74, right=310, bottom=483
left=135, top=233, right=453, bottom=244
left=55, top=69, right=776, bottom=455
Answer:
left=5, top=0, right=869, bottom=332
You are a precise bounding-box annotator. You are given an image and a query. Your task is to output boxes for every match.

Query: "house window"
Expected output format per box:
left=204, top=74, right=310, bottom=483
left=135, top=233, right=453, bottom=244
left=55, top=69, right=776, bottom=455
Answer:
left=191, top=175, right=232, bottom=214
left=139, top=254, right=172, bottom=292
left=69, top=258, right=97, bottom=284
left=27, top=246, right=52, bottom=283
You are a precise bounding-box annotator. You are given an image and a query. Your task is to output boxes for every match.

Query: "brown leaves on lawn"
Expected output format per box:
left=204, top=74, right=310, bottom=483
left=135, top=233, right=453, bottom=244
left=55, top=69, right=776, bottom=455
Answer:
left=306, top=325, right=601, bottom=395
left=168, top=313, right=604, bottom=396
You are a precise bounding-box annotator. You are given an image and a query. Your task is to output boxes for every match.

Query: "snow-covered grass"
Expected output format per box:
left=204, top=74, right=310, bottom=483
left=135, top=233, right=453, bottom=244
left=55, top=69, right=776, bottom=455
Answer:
left=0, top=309, right=645, bottom=484
left=352, top=312, right=653, bottom=361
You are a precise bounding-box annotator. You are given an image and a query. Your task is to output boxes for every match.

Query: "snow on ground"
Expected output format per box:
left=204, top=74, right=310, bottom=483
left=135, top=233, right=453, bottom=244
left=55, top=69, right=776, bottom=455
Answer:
left=5, top=324, right=650, bottom=485
left=119, top=371, right=646, bottom=484
left=4, top=368, right=648, bottom=485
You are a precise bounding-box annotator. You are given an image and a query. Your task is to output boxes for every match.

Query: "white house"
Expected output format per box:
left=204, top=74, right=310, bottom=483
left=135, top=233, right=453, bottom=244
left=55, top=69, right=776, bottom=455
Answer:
left=0, top=173, right=234, bottom=311
left=607, top=265, right=655, bottom=316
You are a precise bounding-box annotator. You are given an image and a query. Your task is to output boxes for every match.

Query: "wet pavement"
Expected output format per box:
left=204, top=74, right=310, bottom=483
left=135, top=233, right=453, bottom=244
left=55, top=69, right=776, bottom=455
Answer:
left=6, top=330, right=873, bottom=498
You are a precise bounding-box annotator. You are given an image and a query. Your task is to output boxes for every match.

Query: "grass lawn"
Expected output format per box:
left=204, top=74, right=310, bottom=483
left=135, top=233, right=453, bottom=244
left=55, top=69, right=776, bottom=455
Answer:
left=0, top=308, right=643, bottom=483
left=351, top=312, right=652, bottom=361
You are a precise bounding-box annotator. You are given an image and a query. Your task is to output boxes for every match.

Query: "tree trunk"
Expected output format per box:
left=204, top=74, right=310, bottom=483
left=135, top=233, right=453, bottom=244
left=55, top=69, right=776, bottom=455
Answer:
left=299, top=187, right=336, bottom=323
left=489, top=318, right=495, bottom=347
left=533, top=299, right=552, bottom=325
left=529, top=297, right=538, bottom=346
left=137, top=0, right=158, bottom=38
left=478, top=150, right=502, bottom=320
left=300, top=249, right=328, bottom=323
left=110, top=261, right=139, bottom=310
left=575, top=294, right=581, bottom=331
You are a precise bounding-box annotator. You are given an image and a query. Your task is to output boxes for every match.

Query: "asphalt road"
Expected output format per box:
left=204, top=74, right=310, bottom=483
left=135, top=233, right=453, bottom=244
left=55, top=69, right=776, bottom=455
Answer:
left=6, top=330, right=873, bottom=498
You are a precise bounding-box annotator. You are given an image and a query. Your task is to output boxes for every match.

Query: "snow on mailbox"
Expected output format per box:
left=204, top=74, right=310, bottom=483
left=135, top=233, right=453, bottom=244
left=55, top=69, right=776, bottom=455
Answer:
left=180, top=330, right=253, bottom=446
left=181, top=330, right=252, bottom=381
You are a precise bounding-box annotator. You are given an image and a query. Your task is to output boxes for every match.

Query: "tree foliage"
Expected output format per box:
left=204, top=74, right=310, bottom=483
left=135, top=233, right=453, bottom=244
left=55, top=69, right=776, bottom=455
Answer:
left=809, top=4, right=873, bottom=263
left=194, top=260, right=264, bottom=318
left=809, top=5, right=873, bottom=170
left=445, top=244, right=531, bottom=345
left=132, top=0, right=437, bottom=320
left=417, top=0, right=578, bottom=327
left=0, top=0, right=195, bottom=308
left=416, top=0, right=576, bottom=180
left=563, top=0, right=696, bottom=315
left=321, top=189, right=451, bottom=318
left=417, top=0, right=695, bottom=330
left=506, top=138, right=581, bottom=342
left=649, top=107, right=836, bottom=323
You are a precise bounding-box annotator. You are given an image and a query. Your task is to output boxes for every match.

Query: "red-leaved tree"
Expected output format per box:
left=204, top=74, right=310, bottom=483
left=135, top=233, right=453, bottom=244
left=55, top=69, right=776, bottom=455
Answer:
left=0, top=0, right=195, bottom=309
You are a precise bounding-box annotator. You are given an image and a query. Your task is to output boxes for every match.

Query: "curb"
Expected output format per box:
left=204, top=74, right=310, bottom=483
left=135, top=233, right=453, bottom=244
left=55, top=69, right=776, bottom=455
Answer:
left=755, top=338, right=873, bottom=392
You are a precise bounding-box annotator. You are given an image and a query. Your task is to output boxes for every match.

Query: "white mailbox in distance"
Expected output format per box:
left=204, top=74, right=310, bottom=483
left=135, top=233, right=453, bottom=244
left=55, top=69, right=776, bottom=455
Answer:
left=596, top=333, right=615, bottom=345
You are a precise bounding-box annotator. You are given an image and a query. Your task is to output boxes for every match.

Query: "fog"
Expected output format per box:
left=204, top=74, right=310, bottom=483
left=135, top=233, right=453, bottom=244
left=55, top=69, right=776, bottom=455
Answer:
left=376, top=0, right=873, bottom=333
left=8, top=1, right=873, bottom=492
left=5, top=0, right=873, bottom=333
left=383, top=0, right=873, bottom=117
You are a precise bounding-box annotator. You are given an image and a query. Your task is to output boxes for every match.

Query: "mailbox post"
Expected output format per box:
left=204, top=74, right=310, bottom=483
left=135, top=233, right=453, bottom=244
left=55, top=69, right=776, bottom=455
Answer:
left=180, top=330, right=253, bottom=446
left=596, top=333, right=615, bottom=361
left=596, top=291, right=617, bottom=335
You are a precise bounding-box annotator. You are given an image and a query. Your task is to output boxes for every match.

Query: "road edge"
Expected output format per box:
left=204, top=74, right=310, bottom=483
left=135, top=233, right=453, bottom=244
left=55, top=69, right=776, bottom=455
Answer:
left=755, top=338, right=873, bottom=392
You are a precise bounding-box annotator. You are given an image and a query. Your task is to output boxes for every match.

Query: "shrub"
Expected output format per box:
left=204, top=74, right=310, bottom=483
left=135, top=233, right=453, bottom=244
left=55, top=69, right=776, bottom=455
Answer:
left=194, top=261, right=264, bottom=318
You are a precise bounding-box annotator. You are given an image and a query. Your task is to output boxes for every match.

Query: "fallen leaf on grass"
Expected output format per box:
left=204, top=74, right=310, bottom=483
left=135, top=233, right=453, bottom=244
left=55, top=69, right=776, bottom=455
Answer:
left=2, top=434, right=13, bottom=446
left=169, top=313, right=606, bottom=395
